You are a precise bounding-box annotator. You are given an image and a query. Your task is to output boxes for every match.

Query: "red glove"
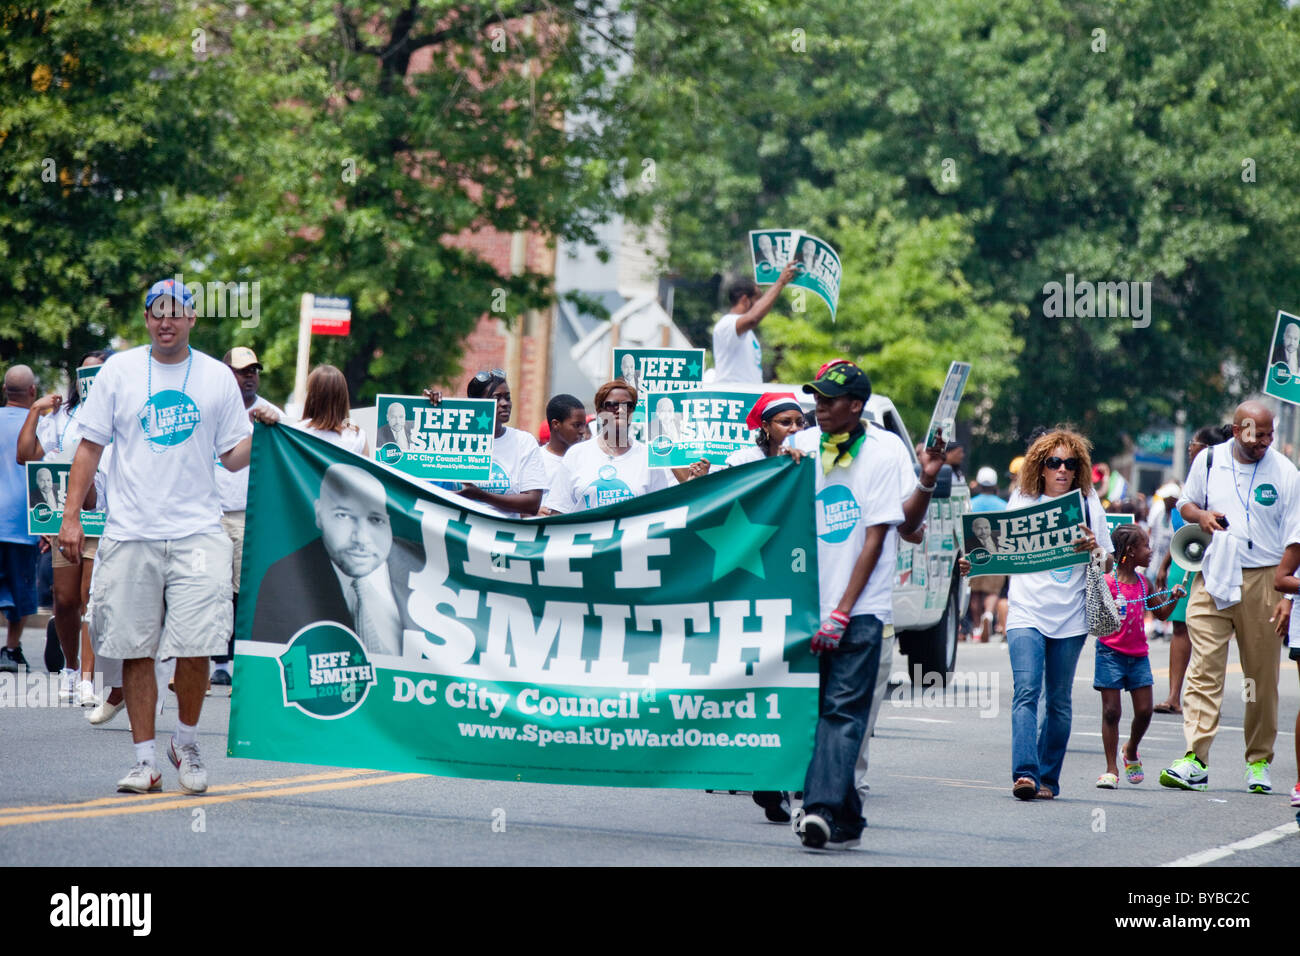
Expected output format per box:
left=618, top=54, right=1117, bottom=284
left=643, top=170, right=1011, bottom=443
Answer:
left=811, top=611, right=851, bottom=654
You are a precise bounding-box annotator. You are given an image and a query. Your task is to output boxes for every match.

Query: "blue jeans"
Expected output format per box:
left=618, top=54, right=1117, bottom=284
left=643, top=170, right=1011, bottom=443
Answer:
left=1006, top=628, right=1086, bottom=795
left=802, top=614, right=883, bottom=840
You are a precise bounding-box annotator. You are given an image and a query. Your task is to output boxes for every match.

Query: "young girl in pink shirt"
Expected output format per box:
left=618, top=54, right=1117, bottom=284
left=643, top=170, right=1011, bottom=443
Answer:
left=1095, top=525, right=1185, bottom=788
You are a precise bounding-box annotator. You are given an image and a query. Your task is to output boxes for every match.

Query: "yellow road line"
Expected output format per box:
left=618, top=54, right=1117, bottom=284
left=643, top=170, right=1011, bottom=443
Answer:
left=0, top=768, right=384, bottom=816
left=0, top=772, right=425, bottom=828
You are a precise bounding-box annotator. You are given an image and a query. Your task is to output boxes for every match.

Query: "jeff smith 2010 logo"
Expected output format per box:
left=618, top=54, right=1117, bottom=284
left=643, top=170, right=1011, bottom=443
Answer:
left=277, top=623, right=377, bottom=719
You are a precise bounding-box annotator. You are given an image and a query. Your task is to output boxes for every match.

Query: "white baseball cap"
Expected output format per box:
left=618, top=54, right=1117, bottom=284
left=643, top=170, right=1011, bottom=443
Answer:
left=976, top=466, right=998, bottom=487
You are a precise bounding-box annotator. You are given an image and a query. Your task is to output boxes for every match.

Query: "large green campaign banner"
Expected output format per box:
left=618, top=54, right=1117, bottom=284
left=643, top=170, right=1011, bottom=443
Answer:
left=231, top=423, right=820, bottom=789
left=644, top=389, right=758, bottom=468
left=961, top=490, right=1090, bottom=577
left=374, top=394, right=495, bottom=481
left=613, top=347, right=704, bottom=444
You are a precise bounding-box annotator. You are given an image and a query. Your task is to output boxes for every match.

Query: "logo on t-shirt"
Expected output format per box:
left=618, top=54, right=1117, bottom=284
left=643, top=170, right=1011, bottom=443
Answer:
left=137, top=390, right=201, bottom=452
left=479, top=461, right=512, bottom=495
left=582, top=464, right=633, bottom=509
left=814, top=485, right=861, bottom=544
left=1254, top=483, right=1278, bottom=506
left=1049, top=566, right=1074, bottom=583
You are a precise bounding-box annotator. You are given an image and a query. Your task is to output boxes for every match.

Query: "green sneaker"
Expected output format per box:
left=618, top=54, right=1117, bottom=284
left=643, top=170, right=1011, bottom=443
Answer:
left=1159, top=752, right=1208, bottom=791
left=1244, top=760, right=1272, bottom=794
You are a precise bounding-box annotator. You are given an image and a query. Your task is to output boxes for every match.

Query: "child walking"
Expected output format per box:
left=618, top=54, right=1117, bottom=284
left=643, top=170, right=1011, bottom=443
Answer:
left=1095, top=525, right=1185, bottom=788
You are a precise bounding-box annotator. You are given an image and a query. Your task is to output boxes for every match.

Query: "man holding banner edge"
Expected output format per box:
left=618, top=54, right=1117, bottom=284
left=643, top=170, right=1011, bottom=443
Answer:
left=786, top=359, right=948, bottom=850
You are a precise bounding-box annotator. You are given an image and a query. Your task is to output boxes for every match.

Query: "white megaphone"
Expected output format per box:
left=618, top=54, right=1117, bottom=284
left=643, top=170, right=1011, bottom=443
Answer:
left=1170, top=523, right=1215, bottom=573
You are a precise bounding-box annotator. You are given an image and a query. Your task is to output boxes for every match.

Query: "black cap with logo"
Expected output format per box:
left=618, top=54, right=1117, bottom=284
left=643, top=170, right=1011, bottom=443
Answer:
left=802, top=360, right=872, bottom=401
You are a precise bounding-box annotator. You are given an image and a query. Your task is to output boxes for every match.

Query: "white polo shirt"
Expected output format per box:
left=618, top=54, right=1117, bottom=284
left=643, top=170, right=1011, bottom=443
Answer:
left=1178, top=442, right=1299, bottom=567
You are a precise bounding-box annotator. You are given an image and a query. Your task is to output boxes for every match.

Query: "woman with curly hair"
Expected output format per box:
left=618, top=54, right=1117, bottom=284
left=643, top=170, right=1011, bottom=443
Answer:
left=962, top=427, right=1112, bottom=800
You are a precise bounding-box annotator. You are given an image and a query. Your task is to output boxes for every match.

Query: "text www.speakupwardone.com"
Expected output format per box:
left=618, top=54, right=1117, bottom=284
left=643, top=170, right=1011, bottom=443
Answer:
left=458, top=723, right=781, bottom=751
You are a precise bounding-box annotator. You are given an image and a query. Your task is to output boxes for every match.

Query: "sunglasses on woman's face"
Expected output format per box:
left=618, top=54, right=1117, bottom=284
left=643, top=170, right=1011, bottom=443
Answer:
left=1044, top=456, right=1079, bottom=472
left=601, top=400, right=635, bottom=412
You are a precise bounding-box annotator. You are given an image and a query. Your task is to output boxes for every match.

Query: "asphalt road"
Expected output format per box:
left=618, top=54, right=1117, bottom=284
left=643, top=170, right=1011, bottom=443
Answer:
left=2, top=626, right=1297, bottom=867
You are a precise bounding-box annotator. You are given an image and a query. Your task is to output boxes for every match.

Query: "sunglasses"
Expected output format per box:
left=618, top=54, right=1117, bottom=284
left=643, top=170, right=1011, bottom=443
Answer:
left=473, top=368, right=506, bottom=384
left=601, top=400, right=635, bottom=412
left=1044, top=456, right=1079, bottom=472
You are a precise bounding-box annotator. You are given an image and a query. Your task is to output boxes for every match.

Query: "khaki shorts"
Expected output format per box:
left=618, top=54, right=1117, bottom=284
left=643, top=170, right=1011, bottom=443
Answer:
left=92, top=533, right=233, bottom=660
left=221, top=511, right=246, bottom=593
left=51, top=535, right=98, bottom=569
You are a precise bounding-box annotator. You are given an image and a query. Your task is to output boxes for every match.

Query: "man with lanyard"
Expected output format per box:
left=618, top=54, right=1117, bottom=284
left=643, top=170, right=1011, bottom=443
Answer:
left=1160, top=400, right=1295, bottom=794
left=787, top=360, right=946, bottom=849
left=211, top=347, right=282, bottom=686
left=58, top=279, right=278, bottom=794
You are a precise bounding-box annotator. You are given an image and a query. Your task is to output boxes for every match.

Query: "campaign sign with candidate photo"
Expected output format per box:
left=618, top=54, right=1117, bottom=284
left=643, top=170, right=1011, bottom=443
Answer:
left=374, top=394, right=495, bottom=482
left=1262, top=309, right=1300, bottom=406
left=76, top=365, right=102, bottom=402
left=613, top=347, right=705, bottom=443
left=26, top=462, right=107, bottom=536
left=1104, top=513, right=1135, bottom=534
left=643, top=389, right=759, bottom=468
left=749, top=228, right=842, bottom=319
left=923, top=361, right=973, bottom=449
left=961, top=490, right=1090, bottom=577
left=231, top=422, right=820, bottom=789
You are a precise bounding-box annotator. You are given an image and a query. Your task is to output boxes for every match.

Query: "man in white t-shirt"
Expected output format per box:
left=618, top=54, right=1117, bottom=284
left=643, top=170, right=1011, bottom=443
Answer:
left=787, top=361, right=912, bottom=850
left=711, top=263, right=798, bottom=384
left=57, top=278, right=279, bottom=796
left=211, top=347, right=283, bottom=685
left=1161, top=400, right=1297, bottom=795
left=538, top=393, right=589, bottom=485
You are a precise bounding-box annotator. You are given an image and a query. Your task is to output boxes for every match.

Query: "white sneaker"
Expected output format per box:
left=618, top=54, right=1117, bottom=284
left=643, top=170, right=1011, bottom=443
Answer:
left=77, top=680, right=100, bottom=708
left=1245, top=760, right=1272, bottom=794
left=87, top=698, right=125, bottom=725
left=116, top=762, right=162, bottom=793
left=167, top=736, right=208, bottom=794
left=58, top=669, right=77, bottom=704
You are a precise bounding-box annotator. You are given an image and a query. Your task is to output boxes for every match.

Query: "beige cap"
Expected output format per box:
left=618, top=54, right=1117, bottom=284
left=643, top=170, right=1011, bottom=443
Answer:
left=224, top=346, right=261, bottom=370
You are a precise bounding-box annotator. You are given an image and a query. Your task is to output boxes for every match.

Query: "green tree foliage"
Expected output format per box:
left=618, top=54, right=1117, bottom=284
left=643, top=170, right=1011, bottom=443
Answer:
left=619, top=0, right=1300, bottom=459
left=2, top=1, right=637, bottom=402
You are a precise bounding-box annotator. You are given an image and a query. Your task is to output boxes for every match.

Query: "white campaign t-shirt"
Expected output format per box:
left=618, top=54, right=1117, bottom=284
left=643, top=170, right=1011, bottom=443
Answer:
left=293, top=421, right=368, bottom=456
left=538, top=445, right=566, bottom=485
left=542, top=439, right=674, bottom=513
left=792, top=425, right=911, bottom=622
left=711, top=313, right=762, bottom=384
left=1177, top=442, right=1299, bottom=567
left=76, top=346, right=249, bottom=541
left=214, top=395, right=282, bottom=513
left=1005, top=489, right=1113, bottom=638
left=462, top=426, right=548, bottom=519
left=722, top=444, right=765, bottom=468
